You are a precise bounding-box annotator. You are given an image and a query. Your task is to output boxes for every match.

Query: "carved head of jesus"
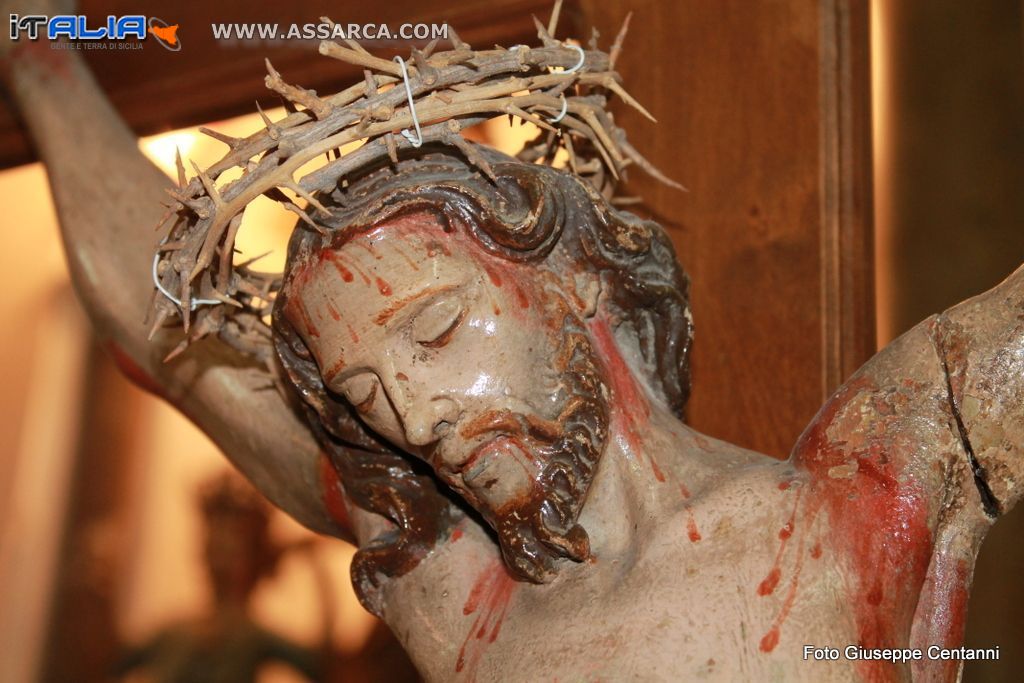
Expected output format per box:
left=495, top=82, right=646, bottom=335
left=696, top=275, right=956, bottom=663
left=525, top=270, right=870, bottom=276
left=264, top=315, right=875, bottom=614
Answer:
left=272, top=148, right=692, bottom=611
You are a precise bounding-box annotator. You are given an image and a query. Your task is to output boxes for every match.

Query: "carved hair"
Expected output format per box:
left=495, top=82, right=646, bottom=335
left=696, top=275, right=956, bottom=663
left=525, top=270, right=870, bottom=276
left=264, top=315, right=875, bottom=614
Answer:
left=272, top=145, right=692, bottom=612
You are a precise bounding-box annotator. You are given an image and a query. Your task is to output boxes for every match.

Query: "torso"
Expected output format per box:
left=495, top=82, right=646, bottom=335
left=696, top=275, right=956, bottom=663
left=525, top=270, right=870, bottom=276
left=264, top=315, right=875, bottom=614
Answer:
left=379, top=321, right=995, bottom=682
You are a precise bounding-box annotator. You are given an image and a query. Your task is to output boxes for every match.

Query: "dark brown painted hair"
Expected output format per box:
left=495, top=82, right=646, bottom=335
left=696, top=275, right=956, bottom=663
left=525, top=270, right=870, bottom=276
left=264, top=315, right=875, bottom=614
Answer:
left=272, top=145, right=692, bottom=613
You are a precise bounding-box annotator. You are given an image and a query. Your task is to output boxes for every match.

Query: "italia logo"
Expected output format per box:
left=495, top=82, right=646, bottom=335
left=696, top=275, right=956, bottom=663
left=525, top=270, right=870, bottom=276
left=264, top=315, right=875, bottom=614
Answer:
left=9, top=14, right=181, bottom=51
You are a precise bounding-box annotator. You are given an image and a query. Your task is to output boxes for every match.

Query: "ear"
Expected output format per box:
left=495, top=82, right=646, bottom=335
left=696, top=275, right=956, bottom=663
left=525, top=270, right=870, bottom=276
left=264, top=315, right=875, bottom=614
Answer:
left=573, top=271, right=602, bottom=318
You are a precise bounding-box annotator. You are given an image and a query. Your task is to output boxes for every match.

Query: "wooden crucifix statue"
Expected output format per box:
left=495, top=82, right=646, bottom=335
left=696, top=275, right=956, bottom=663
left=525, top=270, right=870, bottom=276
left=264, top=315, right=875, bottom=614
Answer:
left=3, top=3, right=1021, bottom=681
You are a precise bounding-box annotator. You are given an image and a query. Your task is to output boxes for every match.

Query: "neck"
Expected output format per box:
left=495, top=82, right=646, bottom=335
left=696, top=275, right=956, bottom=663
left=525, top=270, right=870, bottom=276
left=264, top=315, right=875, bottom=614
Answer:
left=576, top=397, right=727, bottom=563
left=576, top=317, right=731, bottom=562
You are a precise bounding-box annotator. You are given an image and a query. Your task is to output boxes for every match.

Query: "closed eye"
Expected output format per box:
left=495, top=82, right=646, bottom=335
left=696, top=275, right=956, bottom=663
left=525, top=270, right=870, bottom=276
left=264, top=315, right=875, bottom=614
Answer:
left=419, top=309, right=465, bottom=348
left=413, top=299, right=466, bottom=349
left=340, top=373, right=379, bottom=414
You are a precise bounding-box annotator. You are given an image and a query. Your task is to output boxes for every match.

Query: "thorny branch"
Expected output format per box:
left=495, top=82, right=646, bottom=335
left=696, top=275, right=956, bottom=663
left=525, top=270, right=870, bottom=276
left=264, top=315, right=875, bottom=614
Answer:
left=150, top=0, right=680, bottom=363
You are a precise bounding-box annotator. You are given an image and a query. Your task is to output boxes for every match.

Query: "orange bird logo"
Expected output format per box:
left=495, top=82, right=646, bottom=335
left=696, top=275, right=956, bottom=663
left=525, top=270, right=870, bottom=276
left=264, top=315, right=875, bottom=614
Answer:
left=148, top=24, right=179, bottom=46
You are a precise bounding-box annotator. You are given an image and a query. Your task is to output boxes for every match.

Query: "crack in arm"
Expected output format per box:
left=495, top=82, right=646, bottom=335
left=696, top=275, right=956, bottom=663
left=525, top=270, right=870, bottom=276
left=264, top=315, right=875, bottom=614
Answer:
left=931, top=314, right=1001, bottom=519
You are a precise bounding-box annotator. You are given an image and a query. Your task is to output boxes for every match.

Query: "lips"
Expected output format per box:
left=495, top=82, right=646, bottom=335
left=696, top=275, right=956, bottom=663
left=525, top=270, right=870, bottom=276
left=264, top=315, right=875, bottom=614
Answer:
left=460, top=437, right=507, bottom=483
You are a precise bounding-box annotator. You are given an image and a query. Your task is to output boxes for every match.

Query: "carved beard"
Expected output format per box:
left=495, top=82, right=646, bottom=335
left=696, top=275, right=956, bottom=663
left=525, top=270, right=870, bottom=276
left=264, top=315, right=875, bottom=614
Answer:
left=446, top=298, right=610, bottom=583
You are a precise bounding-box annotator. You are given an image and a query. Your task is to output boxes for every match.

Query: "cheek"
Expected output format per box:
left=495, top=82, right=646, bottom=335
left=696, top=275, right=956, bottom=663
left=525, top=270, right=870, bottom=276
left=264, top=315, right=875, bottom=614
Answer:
left=360, top=399, right=406, bottom=446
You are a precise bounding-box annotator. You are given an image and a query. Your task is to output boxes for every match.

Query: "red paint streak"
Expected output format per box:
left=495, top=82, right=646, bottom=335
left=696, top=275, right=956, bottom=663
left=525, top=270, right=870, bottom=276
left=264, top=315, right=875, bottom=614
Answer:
left=348, top=260, right=373, bottom=286
left=324, top=357, right=346, bottom=383
left=493, top=305, right=501, bottom=316
left=757, top=490, right=802, bottom=598
left=758, top=568, right=781, bottom=597
left=375, top=276, right=393, bottom=296
left=791, top=377, right=933, bottom=679
left=514, top=285, right=530, bottom=309
left=287, top=298, right=320, bottom=338
left=321, top=250, right=354, bottom=282
left=483, top=264, right=503, bottom=288
left=686, top=510, right=702, bottom=543
left=456, top=561, right=517, bottom=677
left=396, top=372, right=409, bottom=382
left=759, top=516, right=809, bottom=652
left=451, top=529, right=464, bottom=543
left=319, top=455, right=355, bottom=542
left=810, top=543, right=822, bottom=559
left=390, top=243, right=420, bottom=270
left=759, top=628, right=780, bottom=653
left=778, top=480, right=792, bottom=491
left=588, top=317, right=653, bottom=471
left=649, top=455, right=666, bottom=482
left=678, top=483, right=691, bottom=499
left=352, top=240, right=384, bottom=261
left=326, top=301, right=341, bottom=321
left=346, top=323, right=360, bottom=344
left=105, top=341, right=164, bottom=398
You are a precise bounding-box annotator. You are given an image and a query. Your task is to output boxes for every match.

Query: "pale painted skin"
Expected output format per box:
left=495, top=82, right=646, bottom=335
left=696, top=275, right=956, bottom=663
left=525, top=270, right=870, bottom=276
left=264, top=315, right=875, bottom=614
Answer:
left=290, top=221, right=564, bottom=512
left=290, top=212, right=1024, bottom=683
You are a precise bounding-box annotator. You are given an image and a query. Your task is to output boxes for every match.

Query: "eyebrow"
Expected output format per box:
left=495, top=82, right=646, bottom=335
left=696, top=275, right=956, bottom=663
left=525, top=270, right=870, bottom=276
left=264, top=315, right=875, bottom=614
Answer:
left=373, top=284, right=459, bottom=326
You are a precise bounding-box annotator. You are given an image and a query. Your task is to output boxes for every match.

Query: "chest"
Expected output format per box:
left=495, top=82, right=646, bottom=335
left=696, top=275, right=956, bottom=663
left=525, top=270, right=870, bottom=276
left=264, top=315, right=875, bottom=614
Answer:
left=466, top=484, right=944, bottom=682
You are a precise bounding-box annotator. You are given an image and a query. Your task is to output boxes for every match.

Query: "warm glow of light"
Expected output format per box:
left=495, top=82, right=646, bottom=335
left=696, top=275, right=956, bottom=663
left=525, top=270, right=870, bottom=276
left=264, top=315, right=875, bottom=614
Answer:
left=871, top=0, right=894, bottom=346
left=475, top=117, right=570, bottom=168
left=140, top=131, right=197, bottom=179
left=139, top=109, right=371, bottom=276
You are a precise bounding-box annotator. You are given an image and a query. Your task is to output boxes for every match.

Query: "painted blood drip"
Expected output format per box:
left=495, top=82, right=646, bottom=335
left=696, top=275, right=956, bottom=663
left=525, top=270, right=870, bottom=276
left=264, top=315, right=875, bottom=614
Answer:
left=326, top=301, right=342, bottom=321
left=321, top=250, right=355, bottom=282
left=352, top=241, right=384, bottom=261
left=514, top=285, right=530, bottom=309
left=456, top=561, right=517, bottom=678
left=678, top=482, right=701, bottom=542
left=389, top=243, right=420, bottom=270
left=319, top=455, right=355, bottom=542
left=757, top=490, right=802, bottom=598
left=106, top=341, right=165, bottom=398
left=483, top=264, right=503, bottom=288
left=375, top=276, right=392, bottom=296
left=588, top=318, right=655, bottom=475
left=759, top=507, right=809, bottom=653
left=288, top=299, right=320, bottom=338
left=791, top=377, right=933, bottom=678
left=686, top=511, right=702, bottom=543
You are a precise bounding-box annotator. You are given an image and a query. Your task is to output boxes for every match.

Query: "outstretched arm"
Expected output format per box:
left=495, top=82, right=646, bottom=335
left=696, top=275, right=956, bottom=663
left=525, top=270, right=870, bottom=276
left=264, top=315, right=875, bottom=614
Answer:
left=0, top=8, right=343, bottom=538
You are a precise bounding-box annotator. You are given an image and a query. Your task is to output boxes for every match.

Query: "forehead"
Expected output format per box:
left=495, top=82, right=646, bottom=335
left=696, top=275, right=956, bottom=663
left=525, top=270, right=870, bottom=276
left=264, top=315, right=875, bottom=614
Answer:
left=287, top=211, right=483, bottom=328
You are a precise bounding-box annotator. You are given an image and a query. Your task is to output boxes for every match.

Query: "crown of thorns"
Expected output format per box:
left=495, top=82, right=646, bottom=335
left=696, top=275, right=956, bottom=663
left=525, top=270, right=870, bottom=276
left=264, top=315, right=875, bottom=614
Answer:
left=149, top=4, right=679, bottom=364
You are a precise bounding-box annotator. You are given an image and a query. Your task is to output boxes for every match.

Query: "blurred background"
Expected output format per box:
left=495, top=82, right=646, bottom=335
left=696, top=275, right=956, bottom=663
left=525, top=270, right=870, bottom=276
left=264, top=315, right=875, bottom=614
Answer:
left=0, top=0, right=1021, bottom=681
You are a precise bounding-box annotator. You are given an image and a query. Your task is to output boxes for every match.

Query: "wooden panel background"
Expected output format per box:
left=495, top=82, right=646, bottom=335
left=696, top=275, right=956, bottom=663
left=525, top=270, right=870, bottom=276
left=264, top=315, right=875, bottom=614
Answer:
left=576, top=0, right=874, bottom=456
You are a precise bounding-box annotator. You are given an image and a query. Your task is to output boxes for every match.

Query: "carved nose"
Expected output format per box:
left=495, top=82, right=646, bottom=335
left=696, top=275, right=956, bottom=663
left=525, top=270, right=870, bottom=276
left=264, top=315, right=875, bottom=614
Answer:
left=403, top=396, right=460, bottom=446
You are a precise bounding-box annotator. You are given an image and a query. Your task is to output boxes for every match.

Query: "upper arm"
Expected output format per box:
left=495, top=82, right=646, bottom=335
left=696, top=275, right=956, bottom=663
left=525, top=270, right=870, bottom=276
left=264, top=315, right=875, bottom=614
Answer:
left=933, top=263, right=1024, bottom=516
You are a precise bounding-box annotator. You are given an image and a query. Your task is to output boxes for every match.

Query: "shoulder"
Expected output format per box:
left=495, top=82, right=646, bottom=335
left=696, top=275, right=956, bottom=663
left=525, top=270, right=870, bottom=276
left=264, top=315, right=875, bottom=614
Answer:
left=934, top=264, right=1024, bottom=516
left=791, top=316, right=991, bottom=536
